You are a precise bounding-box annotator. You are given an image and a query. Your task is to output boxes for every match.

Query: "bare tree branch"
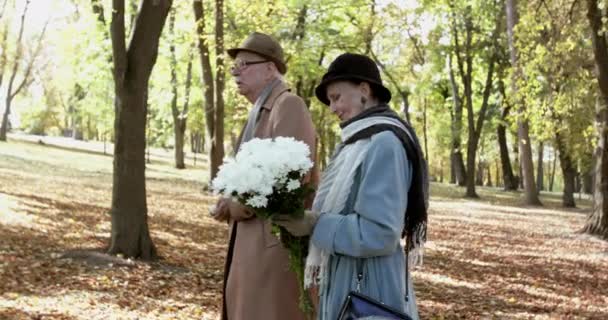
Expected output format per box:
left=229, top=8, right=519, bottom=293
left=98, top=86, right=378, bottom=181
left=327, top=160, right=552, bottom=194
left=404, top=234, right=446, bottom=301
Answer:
left=0, top=23, right=9, bottom=89
left=193, top=0, right=215, bottom=139
left=11, top=19, right=49, bottom=100
left=569, top=0, right=581, bottom=22
left=91, top=0, right=106, bottom=25
left=6, top=0, right=30, bottom=101
left=0, top=0, right=8, bottom=21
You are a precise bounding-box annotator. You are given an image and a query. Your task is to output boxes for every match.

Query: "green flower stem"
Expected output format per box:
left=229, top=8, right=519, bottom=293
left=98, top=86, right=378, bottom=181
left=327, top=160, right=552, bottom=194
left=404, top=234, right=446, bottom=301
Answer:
left=274, top=225, right=315, bottom=318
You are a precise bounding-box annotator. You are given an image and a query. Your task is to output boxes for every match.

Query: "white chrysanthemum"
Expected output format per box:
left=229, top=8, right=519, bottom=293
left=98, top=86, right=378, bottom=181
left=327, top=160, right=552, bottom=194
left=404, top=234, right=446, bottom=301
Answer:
left=246, top=194, right=268, bottom=208
left=211, top=137, right=313, bottom=208
left=286, top=179, right=301, bottom=191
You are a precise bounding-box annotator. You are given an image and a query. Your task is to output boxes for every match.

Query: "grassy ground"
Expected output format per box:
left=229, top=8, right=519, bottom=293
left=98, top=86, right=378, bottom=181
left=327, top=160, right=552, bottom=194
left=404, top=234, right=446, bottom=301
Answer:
left=1, top=139, right=607, bottom=319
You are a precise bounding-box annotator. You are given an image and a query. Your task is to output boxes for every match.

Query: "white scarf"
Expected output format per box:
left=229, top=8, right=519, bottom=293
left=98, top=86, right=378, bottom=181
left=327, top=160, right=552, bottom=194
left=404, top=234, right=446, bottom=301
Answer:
left=304, top=116, right=408, bottom=289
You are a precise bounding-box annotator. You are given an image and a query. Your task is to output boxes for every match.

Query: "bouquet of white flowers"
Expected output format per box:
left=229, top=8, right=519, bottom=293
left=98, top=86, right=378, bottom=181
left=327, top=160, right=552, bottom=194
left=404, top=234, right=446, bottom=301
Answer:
left=211, top=137, right=315, bottom=315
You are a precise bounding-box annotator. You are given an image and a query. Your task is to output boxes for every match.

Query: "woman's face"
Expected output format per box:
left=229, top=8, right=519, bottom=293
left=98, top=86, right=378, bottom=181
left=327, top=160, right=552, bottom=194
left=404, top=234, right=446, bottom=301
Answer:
left=326, top=81, right=368, bottom=122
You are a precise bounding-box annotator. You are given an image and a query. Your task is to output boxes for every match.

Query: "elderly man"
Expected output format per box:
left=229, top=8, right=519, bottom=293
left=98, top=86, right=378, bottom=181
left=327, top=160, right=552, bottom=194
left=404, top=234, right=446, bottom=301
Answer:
left=211, top=32, right=318, bottom=320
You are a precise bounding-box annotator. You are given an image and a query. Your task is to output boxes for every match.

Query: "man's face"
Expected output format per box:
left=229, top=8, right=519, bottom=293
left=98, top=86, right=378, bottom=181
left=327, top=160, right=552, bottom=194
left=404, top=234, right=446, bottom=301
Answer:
left=230, top=51, right=272, bottom=98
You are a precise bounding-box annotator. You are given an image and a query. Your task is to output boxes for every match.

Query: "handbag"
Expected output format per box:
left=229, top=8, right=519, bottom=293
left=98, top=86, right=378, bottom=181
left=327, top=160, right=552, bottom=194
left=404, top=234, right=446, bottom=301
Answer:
left=336, top=252, right=413, bottom=320
left=336, top=291, right=413, bottom=320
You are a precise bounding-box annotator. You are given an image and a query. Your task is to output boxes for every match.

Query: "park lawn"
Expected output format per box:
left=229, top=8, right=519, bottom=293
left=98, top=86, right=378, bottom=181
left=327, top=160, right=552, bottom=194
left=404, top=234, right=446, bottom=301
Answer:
left=1, top=139, right=608, bottom=319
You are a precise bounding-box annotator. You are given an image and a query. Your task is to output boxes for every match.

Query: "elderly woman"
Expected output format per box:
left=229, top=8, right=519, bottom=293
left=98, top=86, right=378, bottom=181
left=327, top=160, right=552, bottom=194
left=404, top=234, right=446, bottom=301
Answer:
left=274, top=53, right=428, bottom=320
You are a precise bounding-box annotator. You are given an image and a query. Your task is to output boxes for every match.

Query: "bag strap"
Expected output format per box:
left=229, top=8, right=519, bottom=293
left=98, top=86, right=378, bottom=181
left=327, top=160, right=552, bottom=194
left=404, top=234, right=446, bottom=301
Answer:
left=354, top=248, right=410, bottom=302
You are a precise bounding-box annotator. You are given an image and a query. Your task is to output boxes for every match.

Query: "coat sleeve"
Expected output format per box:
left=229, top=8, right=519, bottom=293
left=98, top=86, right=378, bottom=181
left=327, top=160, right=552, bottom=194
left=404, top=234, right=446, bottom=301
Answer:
left=271, top=93, right=318, bottom=193
left=270, top=94, right=316, bottom=157
left=311, top=132, right=412, bottom=258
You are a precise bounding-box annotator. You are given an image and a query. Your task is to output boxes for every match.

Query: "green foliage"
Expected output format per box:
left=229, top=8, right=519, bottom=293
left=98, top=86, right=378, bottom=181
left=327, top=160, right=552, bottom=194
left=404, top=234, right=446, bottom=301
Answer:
left=8, top=0, right=600, bottom=193
left=516, top=0, right=595, bottom=172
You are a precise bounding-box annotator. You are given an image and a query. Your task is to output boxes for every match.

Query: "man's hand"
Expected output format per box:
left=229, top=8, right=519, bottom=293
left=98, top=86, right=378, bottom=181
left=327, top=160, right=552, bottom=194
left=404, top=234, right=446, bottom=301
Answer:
left=272, top=210, right=320, bottom=237
left=209, top=198, right=230, bottom=222
left=210, top=198, right=254, bottom=222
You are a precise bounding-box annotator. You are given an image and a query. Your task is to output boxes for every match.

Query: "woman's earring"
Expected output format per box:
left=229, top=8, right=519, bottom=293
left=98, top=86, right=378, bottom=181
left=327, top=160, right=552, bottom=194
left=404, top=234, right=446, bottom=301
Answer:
left=361, top=96, right=367, bottom=106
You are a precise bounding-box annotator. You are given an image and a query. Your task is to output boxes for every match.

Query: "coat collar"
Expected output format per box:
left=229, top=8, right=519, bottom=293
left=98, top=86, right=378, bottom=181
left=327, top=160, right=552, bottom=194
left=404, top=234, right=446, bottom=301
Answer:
left=260, top=80, right=289, bottom=111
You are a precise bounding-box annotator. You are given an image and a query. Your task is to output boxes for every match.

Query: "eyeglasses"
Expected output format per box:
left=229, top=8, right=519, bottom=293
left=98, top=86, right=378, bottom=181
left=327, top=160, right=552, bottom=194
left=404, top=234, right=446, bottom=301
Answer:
left=231, top=60, right=269, bottom=72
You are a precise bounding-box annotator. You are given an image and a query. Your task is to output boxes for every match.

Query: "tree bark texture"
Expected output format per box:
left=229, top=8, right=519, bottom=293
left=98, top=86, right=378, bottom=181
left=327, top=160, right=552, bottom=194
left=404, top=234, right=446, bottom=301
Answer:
left=448, top=53, right=466, bottom=186
left=169, top=10, right=192, bottom=169
left=506, top=0, right=541, bottom=205
left=212, top=0, right=225, bottom=180
left=549, top=151, right=557, bottom=192
left=585, top=0, right=608, bottom=237
left=108, top=0, right=172, bottom=259
left=537, top=141, right=544, bottom=193
left=496, top=77, right=517, bottom=190
left=193, top=0, right=217, bottom=180
left=555, top=132, right=576, bottom=207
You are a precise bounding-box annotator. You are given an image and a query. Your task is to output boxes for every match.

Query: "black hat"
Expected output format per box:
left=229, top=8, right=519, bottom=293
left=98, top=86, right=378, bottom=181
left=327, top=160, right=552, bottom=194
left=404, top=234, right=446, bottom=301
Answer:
left=315, top=53, right=391, bottom=106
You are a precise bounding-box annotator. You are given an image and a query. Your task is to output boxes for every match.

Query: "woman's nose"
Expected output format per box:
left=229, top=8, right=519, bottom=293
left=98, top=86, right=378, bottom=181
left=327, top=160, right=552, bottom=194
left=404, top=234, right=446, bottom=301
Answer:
left=329, top=103, right=338, bottom=114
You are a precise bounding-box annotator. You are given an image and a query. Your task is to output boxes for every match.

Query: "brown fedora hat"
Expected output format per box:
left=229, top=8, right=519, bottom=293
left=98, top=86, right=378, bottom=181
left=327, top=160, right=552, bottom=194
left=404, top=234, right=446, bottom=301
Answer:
left=227, top=32, right=287, bottom=74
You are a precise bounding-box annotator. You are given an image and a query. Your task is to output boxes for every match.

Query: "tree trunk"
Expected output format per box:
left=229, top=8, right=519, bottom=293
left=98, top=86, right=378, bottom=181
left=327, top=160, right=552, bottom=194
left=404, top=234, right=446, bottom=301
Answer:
left=550, top=149, right=557, bottom=192
left=584, top=0, right=608, bottom=238
left=173, top=121, right=186, bottom=168
left=1, top=1, right=30, bottom=141
left=0, top=20, right=8, bottom=140
left=583, top=168, right=594, bottom=194
left=292, top=5, right=310, bottom=106
left=191, top=131, right=203, bottom=153
left=486, top=163, right=493, bottom=187
left=519, top=122, right=540, bottom=203
left=146, top=108, right=151, bottom=164
left=463, top=48, right=496, bottom=198
left=497, top=78, right=517, bottom=190
left=169, top=10, right=185, bottom=169
left=108, top=0, right=172, bottom=259
left=450, top=159, right=456, bottom=184
left=497, top=119, right=517, bottom=190
left=110, top=89, right=157, bottom=258
left=422, top=98, right=429, bottom=163
left=556, top=133, right=576, bottom=207
left=193, top=0, right=216, bottom=179
left=497, top=158, right=502, bottom=187
left=212, top=0, right=225, bottom=179
left=201, top=127, right=206, bottom=152
left=537, top=141, right=544, bottom=193
left=476, top=160, right=484, bottom=186
left=506, top=0, right=541, bottom=205
left=448, top=53, right=466, bottom=186
left=512, top=136, right=522, bottom=188
left=0, top=96, right=10, bottom=140
left=582, top=150, right=595, bottom=195
left=168, top=11, right=192, bottom=170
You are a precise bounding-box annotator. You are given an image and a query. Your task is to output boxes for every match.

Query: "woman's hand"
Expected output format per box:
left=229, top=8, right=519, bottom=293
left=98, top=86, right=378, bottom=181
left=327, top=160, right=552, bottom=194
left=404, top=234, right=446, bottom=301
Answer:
left=272, top=210, right=320, bottom=237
